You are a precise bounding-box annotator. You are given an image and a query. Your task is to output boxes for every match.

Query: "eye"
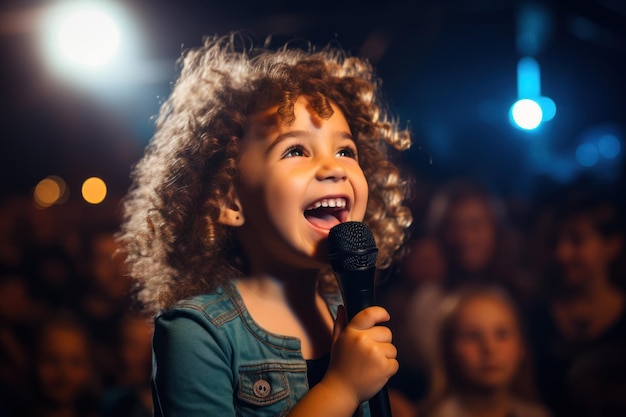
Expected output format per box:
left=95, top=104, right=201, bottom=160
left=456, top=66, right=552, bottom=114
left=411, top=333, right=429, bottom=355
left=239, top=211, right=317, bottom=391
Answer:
left=337, top=146, right=357, bottom=159
left=458, top=330, right=481, bottom=342
left=495, top=327, right=513, bottom=341
left=281, top=144, right=307, bottom=159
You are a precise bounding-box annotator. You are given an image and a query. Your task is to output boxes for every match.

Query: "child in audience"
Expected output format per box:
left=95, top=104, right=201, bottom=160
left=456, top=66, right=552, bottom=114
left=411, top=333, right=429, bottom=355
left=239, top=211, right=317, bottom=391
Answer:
left=423, top=285, right=550, bottom=417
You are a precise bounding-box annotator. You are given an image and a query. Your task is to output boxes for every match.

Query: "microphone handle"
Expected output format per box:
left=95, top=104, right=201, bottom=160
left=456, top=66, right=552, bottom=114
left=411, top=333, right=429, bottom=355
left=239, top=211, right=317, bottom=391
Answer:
left=370, top=388, right=392, bottom=417
left=340, top=286, right=393, bottom=417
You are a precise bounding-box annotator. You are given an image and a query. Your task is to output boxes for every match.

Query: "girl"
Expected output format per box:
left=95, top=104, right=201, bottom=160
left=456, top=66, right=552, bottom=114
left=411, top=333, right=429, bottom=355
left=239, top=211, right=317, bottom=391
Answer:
left=118, top=34, right=413, bottom=417
left=423, top=286, right=550, bottom=417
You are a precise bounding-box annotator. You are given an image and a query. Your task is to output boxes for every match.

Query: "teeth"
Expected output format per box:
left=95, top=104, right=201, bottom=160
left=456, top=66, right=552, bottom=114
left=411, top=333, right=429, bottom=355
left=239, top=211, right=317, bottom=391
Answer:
left=306, top=198, right=347, bottom=211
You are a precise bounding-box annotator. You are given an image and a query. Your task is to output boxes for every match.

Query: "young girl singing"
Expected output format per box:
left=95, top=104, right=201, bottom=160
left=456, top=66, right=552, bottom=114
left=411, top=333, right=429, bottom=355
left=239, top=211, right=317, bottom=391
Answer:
left=118, top=34, right=413, bottom=417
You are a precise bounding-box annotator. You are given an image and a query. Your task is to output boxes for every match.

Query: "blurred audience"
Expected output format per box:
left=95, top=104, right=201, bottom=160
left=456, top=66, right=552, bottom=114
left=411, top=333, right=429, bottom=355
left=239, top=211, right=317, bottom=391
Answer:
left=382, top=232, right=447, bottom=415
left=78, top=229, right=133, bottom=387
left=0, top=268, right=41, bottom=416
left=424, top=180, right=535, bottom=300
left=27, top=313, right=101, bottom=417
left=101, top=315, right=153, bottom=417
left=422, top=285, right=550, bottom=417
left=1, top=173, right=625, bottom=417
left=385, top=179, right=535, bottom=414
left=529, top=185, right=626, bottom=417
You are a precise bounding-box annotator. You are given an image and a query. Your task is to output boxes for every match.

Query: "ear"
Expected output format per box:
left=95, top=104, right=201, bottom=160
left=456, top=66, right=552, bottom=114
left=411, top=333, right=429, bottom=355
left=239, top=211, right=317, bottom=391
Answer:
left=218, top=187, right=245, bottom=227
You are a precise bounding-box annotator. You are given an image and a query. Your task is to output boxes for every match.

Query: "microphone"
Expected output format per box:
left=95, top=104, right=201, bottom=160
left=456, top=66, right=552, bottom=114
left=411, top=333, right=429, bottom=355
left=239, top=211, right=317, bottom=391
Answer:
left=328, top=221, right=392, bottom=417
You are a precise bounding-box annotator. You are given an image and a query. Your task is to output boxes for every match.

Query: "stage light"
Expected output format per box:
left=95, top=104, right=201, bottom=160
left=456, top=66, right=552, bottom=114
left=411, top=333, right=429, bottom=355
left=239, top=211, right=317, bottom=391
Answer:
left=57, top=8, right=119, bottom=67
left=510, top=98, right=543, bottom=130
left=510, top=56, right=556, bottom=131
left=40, top=1, right=138, bottom=84
left=82, top=177, right=107, bottom=204
left=576, top=143, right=599, bottom=167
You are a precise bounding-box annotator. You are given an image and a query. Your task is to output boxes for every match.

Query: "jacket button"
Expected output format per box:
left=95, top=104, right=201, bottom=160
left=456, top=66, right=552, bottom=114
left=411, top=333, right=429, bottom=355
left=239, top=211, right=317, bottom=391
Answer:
left=253, top=379, right=271, bottom=398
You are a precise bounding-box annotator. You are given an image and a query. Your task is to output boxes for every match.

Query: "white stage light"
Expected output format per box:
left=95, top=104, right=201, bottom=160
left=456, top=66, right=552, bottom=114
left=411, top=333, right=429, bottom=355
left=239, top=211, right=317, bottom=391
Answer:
left=57, top=8, right=120, bottom=67
left=510, top=98, right=543, bottom=131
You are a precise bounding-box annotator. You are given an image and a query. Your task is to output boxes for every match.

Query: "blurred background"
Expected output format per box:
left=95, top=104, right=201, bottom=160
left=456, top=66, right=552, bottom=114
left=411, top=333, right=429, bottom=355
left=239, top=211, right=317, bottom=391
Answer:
left=1, top=0, right=625, bottom=201
left=0, top=0, right=624, bottom=417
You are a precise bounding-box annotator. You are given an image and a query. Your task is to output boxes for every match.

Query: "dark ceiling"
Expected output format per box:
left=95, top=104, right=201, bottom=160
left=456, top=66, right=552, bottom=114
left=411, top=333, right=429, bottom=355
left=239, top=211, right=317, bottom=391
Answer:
left=1, top=0, right=625, bottom=200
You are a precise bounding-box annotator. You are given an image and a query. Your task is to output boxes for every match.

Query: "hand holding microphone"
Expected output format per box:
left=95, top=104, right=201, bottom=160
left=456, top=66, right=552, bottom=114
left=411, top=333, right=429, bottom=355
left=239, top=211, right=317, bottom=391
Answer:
left=326, top=221, right=396, bottom=417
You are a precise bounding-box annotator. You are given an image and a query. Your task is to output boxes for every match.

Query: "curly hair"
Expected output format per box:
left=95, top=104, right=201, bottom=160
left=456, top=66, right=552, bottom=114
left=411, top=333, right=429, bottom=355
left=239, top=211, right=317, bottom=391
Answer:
left=119, top=33, right=413, bottom=315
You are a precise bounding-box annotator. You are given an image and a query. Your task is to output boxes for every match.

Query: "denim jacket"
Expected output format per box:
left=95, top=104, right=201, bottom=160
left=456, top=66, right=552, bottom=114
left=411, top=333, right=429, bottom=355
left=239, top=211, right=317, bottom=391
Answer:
left=152, top=280, right=370, bottom=417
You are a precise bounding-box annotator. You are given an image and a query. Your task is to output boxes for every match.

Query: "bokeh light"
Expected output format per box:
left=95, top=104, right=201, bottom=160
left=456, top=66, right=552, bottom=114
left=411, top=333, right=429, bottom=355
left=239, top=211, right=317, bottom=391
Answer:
left=598, top=134, right=621, bottom=159
left=57, top=8, right=120, bottom=67
left=39, top=1, right=139, bottom=84
left=81, top=177, right=107, bottom=204
left=33, top=176, right=69, bottom=209
left=34, top=178, right=60, bottom=208
left=576, top=143, right=599, bottom=167
left=517, top=57, right=541, bottom=98
left=510, top=98, right=543, bottom=130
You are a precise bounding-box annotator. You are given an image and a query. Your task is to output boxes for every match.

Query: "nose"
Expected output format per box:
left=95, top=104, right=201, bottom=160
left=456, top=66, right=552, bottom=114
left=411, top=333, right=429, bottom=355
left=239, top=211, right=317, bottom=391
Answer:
left=480, top=335, right=497, bottom=356
left=315, top=155, right=348, bottom=182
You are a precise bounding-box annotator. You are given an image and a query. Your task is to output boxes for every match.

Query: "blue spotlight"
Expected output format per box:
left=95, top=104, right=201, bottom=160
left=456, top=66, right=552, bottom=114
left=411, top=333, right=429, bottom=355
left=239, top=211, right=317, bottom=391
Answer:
left=517, top=57, right=541, bottom=98
left=510, top=57, right=556, bottom=130
left=510, top=98, right=543, bottom=130
left=536, top=96, right=556, bottom=121
left=576, top=143, right=599, bottom=167
left=598, top=134, right=621, bottom=159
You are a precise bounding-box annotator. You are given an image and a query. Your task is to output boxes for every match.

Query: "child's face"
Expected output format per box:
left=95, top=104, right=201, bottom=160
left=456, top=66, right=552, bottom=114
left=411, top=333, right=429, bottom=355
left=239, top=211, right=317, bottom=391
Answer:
left=450, top=296, right=524, bottom=391
left=555, top=218, right=620, bottom=287
left=229, top=96, right=369, bottom=271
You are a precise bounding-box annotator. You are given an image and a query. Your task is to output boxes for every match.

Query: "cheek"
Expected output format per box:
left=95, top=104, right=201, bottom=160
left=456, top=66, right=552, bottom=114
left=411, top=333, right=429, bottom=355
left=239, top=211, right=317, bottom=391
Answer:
left=501, top=340, right=524, bottom=368
left=580, top=243, right=609, bottom=268
left=453, top=342, right=480, bottom=368
left=351, top=172, right=369, bottom=220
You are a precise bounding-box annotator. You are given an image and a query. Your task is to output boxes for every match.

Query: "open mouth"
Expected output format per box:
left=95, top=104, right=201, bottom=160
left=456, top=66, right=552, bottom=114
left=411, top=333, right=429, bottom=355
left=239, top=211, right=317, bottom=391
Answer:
left=304, top=197, right=348, bottom=230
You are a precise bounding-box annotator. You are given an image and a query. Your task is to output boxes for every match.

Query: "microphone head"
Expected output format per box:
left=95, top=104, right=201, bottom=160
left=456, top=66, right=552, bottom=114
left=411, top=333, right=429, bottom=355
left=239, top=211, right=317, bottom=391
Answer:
left=327, top=221, right=378, bottom=272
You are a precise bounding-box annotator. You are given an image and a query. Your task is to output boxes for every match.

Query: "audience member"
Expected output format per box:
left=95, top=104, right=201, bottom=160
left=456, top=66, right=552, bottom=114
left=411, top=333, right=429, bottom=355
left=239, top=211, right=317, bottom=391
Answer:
left=424, top=180, right=533, bottom=300
left=422, top=285, right=550, bottom=417
left=27, top=313, right=100, bottom=417
left=529, top=185, right=626, bottom=417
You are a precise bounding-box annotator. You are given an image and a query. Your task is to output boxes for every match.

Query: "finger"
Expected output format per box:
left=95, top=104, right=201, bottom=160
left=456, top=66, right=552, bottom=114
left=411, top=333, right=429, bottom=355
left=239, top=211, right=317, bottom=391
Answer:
left=349, top=306, right=390, bottom=330
left=363, top=324, right=393, bottom=341
left=382, top=343, right=398, bottom=359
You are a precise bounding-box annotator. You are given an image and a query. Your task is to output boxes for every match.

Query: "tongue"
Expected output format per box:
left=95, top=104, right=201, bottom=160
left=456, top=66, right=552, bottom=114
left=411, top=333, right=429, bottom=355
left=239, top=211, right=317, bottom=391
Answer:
left=305, top=210, right=341, bottom=229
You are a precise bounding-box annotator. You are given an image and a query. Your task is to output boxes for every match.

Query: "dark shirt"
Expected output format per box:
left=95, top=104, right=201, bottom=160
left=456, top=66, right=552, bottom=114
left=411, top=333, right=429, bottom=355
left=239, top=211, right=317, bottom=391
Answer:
left=306, top=352, right=330, bottom=389
left=529, top=299, right=626, bottom=417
